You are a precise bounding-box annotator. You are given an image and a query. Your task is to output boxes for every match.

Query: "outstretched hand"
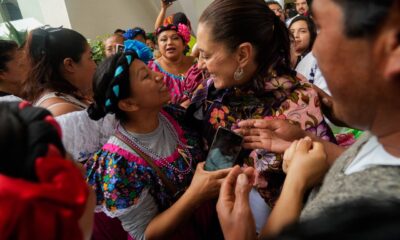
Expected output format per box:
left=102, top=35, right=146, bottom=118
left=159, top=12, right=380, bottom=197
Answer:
left=234, top=119, right=307, bottom=153
left=217, top=166, right=257, bottom=240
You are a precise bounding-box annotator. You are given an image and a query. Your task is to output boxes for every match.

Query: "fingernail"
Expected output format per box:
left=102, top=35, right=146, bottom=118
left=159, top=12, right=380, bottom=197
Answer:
left=304, top=136, right=312, bottom=141
left=237, top=174, right=249, bottom=185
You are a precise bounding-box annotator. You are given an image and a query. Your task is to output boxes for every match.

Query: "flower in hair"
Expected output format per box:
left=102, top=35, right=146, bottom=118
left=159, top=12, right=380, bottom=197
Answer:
left=177, top=23, right=191, bottom=44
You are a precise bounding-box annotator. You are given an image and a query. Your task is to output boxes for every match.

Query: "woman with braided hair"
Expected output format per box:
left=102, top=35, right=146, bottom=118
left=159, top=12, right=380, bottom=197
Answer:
left=0, top=101, right=95, bottom=240
left=85, top=50, right=228, bottom=239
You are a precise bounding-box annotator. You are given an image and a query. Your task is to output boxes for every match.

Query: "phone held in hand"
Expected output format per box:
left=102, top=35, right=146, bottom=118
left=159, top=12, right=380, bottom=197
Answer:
left=115, top=44, right=125, bottom=54
left=204, top=127, right=244, bottom=171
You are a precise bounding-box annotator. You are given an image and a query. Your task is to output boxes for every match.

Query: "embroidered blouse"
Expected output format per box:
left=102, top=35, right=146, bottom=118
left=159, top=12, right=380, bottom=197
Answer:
left=85, top=105, right=203, bottom=238
left=148, top=60, right=204, bottom=104
left=187, top=74, right=336, bottom=207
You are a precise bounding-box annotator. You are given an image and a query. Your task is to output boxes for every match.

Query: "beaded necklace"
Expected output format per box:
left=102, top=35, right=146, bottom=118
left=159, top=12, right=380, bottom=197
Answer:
left=116, top=113, right=193, bottom=174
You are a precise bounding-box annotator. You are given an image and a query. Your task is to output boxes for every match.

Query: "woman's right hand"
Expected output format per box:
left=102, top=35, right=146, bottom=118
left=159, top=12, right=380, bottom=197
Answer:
left=234, top=119, right=307, bottom=153
left=186, top=162, right=231, bottom=204
left=161, top=0, right=173, bottom=10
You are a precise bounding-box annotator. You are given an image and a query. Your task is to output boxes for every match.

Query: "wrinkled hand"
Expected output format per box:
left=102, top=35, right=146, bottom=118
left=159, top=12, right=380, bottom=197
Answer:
left=234, top=119, right=307, bottom=153
left=217, top=166, right=257, bottom=240
left=283, top=137, right=329, bottom=190
left=186, top=162, right=231, bottom=203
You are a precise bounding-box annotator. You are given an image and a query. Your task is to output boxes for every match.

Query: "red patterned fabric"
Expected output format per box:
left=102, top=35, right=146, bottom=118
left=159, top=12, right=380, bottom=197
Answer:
left=0, top=151, right=88, bottom=240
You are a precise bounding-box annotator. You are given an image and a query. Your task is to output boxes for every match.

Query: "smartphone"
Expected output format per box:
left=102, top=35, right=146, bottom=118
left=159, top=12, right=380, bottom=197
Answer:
left=115, top=44, right=125, bottom=54
left=204, top=127, right=244, bottom=171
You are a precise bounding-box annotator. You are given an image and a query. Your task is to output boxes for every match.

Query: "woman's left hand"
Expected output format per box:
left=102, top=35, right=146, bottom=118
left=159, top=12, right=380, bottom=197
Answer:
left=234, top=119, right=305, bottom=153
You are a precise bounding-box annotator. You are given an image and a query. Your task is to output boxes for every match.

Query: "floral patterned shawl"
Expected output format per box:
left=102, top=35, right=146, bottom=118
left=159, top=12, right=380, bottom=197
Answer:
left=187, top=73, right=336, bottom=206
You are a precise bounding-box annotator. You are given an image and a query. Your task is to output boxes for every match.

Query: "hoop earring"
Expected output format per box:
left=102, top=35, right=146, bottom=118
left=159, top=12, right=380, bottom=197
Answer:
left=234, top=67, right=244, bottom=81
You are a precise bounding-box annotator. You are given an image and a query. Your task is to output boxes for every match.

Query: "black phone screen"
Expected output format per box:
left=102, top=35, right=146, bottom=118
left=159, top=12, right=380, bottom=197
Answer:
left=204, top=127, right=244, bottom=171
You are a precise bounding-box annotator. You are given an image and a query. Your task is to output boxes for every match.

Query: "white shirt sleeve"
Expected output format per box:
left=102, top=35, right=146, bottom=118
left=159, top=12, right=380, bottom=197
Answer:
left=56, top=110, right=117, bottom=162
left=117, top=188, right=159, bottom=240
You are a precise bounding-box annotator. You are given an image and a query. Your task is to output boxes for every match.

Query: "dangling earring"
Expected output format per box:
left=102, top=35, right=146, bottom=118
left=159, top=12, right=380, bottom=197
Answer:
left=234, top=67, right=244, bottom=81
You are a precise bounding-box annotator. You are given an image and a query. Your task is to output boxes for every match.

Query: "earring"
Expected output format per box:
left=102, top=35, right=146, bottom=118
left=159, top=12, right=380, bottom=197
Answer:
left=234, top=67, right=244, bottom=81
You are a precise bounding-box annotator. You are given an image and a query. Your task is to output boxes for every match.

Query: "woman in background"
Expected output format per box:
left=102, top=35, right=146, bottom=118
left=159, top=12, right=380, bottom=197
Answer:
left=23, top=26, right=96, bottom=116
left=289, top=16, right=317, bottom=67
left=149, top=24, right=203, bottom=106
left=0, top=40, right=28, bottom=101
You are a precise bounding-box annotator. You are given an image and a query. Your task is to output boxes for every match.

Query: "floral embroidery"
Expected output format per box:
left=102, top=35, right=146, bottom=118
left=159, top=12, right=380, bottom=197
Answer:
left=188, top=74, right=336, bottom=207
left=148, top=61, right=204, bottom=104
left=209, top=106, right=229, bottom=128
left=85, top=105, right=203, bottom=215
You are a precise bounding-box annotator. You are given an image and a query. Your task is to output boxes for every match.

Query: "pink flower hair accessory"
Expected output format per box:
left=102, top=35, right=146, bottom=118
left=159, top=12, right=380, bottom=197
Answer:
left=177, top=23, right=191, bottom=44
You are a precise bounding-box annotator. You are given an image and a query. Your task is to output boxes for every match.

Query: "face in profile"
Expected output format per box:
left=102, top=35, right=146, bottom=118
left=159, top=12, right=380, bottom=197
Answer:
left=73, top=43, right=97, bottom=95
left=196, top=23, right=241, bottom=89
left=290, top=20, right=311, bottom=55
left=312, top=0, right=376, bottom=128
left=0, top=49, right=28, bottom=96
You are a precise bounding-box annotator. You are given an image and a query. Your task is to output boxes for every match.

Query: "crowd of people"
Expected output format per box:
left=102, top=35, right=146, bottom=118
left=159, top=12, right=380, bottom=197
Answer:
left=0, top=0, right=399, bottom=239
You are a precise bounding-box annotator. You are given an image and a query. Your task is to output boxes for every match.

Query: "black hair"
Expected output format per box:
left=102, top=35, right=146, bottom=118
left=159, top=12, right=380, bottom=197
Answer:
left=0, top=40, right=18, bottom=72
left=87, top=51, right=138, bottom=121
left=270, top=198, right=400, bottom=240
left=288, top=16, right=317, bottom=56
left=266, top=1, right=282, bottom=9
left=123, top=27, right=147, bottom=41
left=0, top=101, right=65, bottom=182
left=114, top=28, right=126, bottom=35
left=332, top=0, right=395, bottom=38
left=172, top=12, right=192, bottom=31
left=23, top=26, right=88, bottom=102
left=199, top=0, right=294, bottom=92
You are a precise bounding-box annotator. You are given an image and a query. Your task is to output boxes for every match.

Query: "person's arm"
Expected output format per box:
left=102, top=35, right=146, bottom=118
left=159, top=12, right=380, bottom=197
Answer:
left=144, top=162, right=230, bottom=240
left=235, top=119, right=345, bottom=165
left=154, top=0, right=172, bottom=30
left=216, top=166, right=257, bottom=240
left=79, top=186, right=96, bottom=240
left=260, top=138, right=329, bottom=238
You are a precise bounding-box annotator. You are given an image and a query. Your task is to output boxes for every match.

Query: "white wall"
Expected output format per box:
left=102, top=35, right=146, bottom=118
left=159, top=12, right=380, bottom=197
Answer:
left=65, top=0, right=159, bottom=39
left=17, top=0, right=44, bottom=23
left=17, top=0, right=70, bottom=28
left=14, top=0, right=214, bottom=39
left=151, top=0, right=214, bottom=35
left=65, top=0, right=214, bottom=39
